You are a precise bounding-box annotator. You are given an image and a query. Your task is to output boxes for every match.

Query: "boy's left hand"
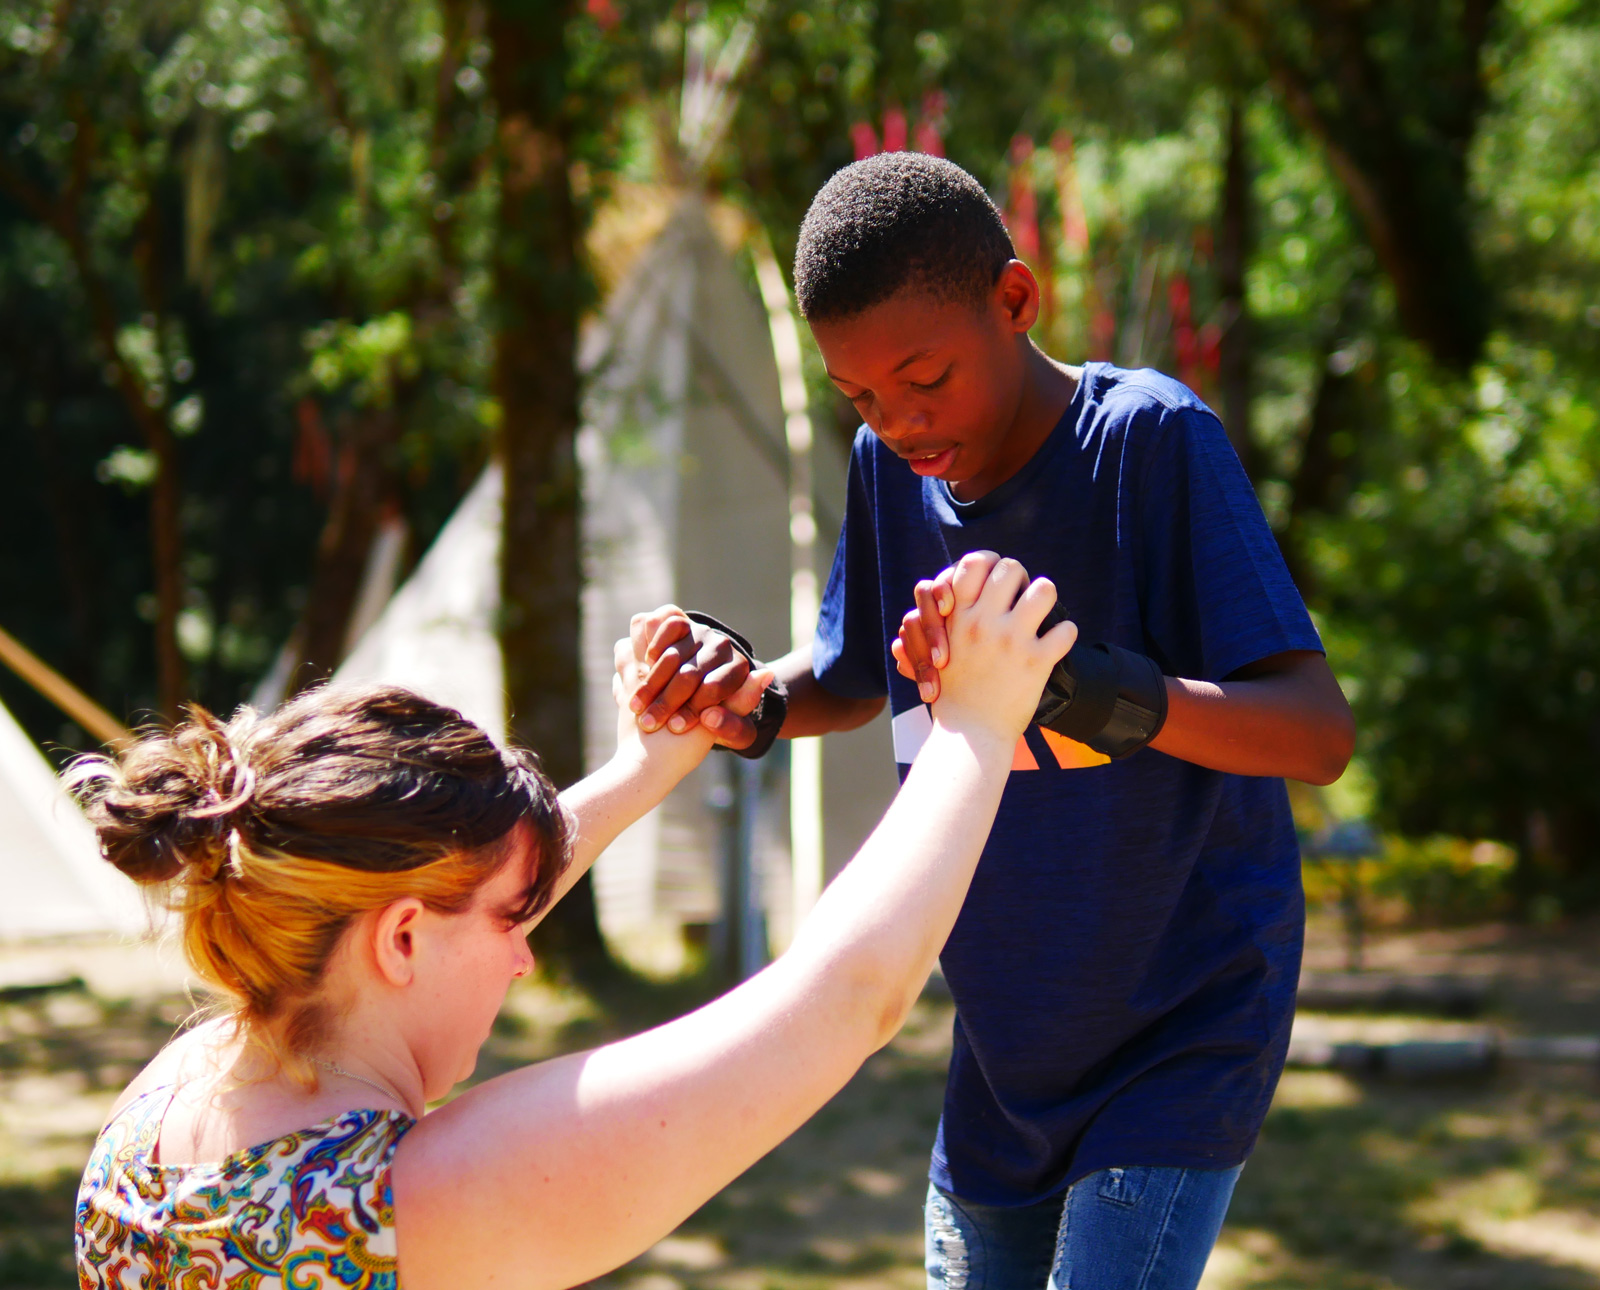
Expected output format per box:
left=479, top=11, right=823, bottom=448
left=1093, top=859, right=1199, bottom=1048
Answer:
left=892, top=553, right=1002, bottom=705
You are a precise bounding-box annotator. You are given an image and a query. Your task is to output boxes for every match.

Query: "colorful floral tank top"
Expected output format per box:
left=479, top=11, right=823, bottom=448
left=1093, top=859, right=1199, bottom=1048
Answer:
left=75, top=1085, right=415, bottom=1288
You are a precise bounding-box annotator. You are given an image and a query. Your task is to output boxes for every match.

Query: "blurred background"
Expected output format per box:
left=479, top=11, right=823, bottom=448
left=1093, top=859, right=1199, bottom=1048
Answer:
left=3, top=0, right=1600, bottom=1287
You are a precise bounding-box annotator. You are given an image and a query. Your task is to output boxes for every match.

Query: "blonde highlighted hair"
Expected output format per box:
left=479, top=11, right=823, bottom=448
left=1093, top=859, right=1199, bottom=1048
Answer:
left=71, top=685, right=568, bottom=1084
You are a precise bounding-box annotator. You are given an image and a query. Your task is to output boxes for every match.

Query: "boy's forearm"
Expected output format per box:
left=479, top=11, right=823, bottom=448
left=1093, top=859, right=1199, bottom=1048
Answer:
left=773, top=644, right=886, bottom=738
left=1148, top=651, right=1354, bottom=785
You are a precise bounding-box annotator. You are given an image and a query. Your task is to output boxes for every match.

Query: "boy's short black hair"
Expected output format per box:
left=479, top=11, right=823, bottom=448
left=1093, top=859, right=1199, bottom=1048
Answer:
left=794, top=152, right=1015, bottom=323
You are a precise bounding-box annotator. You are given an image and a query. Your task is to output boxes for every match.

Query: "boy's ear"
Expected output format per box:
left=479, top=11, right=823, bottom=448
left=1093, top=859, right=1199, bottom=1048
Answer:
left=994, top=260, right=1042, bottom=335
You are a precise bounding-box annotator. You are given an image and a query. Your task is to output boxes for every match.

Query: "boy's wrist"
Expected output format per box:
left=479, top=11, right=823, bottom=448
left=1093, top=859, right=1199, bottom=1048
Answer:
left=1032, top=621, right=1168, bottom=758
left=682, top=611, right=788, bottom=758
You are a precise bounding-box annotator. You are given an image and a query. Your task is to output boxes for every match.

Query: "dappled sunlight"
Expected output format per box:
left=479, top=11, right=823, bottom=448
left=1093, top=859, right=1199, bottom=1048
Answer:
left=1272, top=1069, right=1364, bottom=1109
left=1229, top=1065, right=1600, bottom=1289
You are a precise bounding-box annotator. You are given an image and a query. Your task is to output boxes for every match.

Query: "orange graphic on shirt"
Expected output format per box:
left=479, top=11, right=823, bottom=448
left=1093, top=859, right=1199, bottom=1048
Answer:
left=1006, top=728, right=1111, bottom=771
left=1039, top=727, right=1111, bottom=769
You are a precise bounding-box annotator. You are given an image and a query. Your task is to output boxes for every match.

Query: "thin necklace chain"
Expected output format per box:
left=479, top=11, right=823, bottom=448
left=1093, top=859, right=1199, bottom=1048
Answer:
left=312, top=1058, right=404, bottom=1107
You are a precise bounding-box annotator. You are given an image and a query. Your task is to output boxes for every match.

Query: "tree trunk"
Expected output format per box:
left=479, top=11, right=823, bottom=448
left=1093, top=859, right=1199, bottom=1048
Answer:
left=485, top=0, right=605, bottom=965
left=1282, top=296, right=1370, bottom=592
left=287, top=406, right=401, bottom=690
left=1216, top=97, right=1260, bottom=482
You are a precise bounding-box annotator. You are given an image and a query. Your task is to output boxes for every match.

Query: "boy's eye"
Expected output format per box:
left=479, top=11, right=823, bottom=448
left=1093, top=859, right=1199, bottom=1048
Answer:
left=911, top=368, right=951, bottom=392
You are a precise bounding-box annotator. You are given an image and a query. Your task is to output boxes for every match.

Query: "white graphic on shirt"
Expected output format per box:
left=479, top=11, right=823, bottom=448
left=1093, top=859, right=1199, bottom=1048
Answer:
left=891, top=704, right=935, bottom=765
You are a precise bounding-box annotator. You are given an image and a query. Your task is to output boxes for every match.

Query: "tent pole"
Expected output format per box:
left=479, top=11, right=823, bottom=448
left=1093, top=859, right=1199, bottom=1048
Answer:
left=0, top=625, right=133, bottom=749
left=752, top=232, right=824, bottom=939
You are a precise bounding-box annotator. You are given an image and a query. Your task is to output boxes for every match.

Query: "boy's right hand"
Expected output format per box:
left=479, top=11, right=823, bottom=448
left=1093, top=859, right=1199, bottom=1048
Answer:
left=613, top=624, right=771, bottom=773
left=931, top=553, right=1078, bottom=743
left=622, top=606, right=760, bottom=749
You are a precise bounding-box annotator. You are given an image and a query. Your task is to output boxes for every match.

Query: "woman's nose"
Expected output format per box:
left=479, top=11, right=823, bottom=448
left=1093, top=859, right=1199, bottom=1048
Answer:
left=511, top=933, right=535, bottom=979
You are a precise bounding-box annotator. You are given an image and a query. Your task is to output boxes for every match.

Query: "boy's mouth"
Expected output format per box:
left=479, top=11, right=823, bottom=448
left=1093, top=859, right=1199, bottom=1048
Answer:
left=906, top=446, right=957, bottom=477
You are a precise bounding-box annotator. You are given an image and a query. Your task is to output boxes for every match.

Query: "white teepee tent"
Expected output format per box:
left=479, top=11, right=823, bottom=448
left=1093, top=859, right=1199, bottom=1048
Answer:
left=0, top=698, right=145, bottom=942
left=335, top=195, right=896, bottom=950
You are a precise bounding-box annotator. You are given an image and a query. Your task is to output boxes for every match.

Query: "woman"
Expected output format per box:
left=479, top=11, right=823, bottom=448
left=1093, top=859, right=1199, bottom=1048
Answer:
left=74, top=554, right=1075, bottom=1290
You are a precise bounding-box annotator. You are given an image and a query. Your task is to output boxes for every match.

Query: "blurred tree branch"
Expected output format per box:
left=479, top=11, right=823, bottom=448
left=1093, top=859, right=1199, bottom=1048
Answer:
left=1220, top=0, right=1497, bottom=370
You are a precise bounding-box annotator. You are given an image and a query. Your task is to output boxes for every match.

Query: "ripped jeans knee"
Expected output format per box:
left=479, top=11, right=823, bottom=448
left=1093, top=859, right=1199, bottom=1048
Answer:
left=926, top=1186, right=974, bottom=1290
left=925, top=1182, right=1060, bottom=1290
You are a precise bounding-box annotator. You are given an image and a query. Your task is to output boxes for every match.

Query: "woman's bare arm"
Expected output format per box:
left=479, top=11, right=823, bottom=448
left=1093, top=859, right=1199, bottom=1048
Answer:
left=542, top=659, right=772, bottom=910
left=390, top=555, right=1076, bottom=1290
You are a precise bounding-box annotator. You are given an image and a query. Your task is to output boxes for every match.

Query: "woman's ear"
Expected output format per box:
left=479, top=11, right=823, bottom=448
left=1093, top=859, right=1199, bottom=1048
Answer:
left=370, top=897, right=426, bottom=988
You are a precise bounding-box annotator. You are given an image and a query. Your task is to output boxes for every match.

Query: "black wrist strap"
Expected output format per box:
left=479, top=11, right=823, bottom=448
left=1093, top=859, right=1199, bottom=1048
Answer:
left=1033, top=639, right=1168, bottom=759
left=683, top=611, right=788, bottom=760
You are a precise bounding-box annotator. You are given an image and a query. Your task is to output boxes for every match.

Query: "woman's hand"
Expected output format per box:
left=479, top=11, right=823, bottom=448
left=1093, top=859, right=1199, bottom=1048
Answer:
left=552, top=634, right=771, bottom=905
left=929, top=552, right=1078, bottom=746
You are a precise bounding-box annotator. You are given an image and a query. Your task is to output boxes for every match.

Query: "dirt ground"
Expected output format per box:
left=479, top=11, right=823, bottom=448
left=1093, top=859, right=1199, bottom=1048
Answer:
left=3, top=914, right=1599, bottom=1290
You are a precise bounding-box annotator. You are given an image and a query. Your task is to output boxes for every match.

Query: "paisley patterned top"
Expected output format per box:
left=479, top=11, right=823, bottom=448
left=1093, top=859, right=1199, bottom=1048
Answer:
left=75, top=1085, right=414, bottom=1289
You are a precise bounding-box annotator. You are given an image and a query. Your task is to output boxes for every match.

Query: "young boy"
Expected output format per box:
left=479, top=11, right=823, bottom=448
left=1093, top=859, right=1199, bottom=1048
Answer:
left=627, top=152, right=1354, bottom=1290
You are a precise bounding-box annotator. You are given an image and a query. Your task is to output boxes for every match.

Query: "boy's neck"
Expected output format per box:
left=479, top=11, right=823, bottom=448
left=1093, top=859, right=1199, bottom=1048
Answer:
left=948, top=344, right=1080, bottom=504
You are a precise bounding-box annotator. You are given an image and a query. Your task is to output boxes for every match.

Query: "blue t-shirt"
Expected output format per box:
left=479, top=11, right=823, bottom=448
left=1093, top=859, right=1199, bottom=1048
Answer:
left=814, top=362, right=1322, bottom=1206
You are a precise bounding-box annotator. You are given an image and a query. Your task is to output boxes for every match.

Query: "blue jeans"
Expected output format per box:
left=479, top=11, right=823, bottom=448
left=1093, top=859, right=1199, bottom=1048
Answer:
left=924, top=1164, right=1244, bottom=1290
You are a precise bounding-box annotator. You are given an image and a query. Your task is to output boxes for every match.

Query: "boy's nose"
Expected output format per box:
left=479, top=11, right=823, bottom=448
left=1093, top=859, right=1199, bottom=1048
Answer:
left=874, top=402, right=928, bottom=442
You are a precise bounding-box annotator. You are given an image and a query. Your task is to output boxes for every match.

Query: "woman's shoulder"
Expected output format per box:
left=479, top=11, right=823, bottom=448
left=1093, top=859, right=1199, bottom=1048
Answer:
left=103, top=1015, right=231, bottom=1125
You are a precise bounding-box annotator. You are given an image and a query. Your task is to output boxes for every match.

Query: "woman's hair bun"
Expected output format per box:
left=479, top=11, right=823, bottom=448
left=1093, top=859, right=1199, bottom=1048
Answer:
left=71, top=705, right=258, bottom=885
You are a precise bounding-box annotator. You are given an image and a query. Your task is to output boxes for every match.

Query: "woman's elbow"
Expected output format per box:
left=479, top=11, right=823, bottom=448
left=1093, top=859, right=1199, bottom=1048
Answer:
left=836, top=956, right=921, bottom=1052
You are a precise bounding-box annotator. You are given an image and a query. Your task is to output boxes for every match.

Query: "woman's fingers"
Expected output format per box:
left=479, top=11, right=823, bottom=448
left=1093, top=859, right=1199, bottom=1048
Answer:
left=631, top=605, right=686, bottom=662
left=1038, top=617, right=1080, bottom=664
left=949, top=550, right=1002, bottom=610
left=1012, top=576, right=1059, bottom=636
left=974, top=556, right=1029, bottom=615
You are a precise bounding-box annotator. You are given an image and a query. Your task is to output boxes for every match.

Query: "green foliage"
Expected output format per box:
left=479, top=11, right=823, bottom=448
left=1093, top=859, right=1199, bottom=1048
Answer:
left=0, top=0, right=1598, bottom=903
left=1304, top=837, right=1517, bottom=928
left=0, top=0, right=500, bottom=732
left=1313, top=338, right=1600, bottom=889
